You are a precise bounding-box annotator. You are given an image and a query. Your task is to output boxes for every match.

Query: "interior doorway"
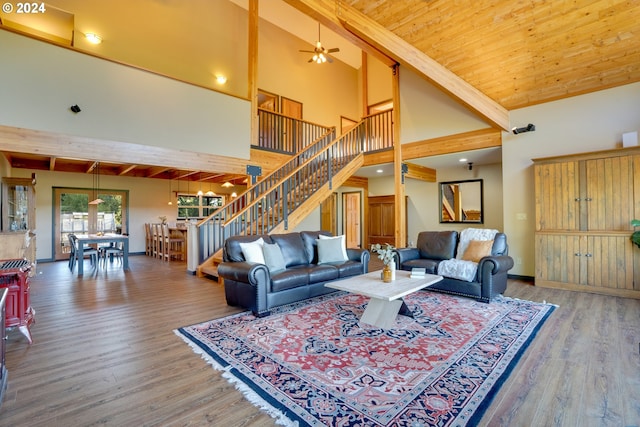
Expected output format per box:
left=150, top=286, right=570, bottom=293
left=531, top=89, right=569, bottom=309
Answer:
left=342, top=192, right=361, bottom=249
left=320, top=192, right=337, bottom=235
left=281, top=96, right=303, bottom=152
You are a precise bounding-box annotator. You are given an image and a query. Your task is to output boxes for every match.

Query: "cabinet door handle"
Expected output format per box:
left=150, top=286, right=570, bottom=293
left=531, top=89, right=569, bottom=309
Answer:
left=585, top=197, right=592, bottom=201
left=585, top=253, right=593, bottom=257
left=574, top=197, right=581, bottom=201
left=574, top=252, right=581, bottom=256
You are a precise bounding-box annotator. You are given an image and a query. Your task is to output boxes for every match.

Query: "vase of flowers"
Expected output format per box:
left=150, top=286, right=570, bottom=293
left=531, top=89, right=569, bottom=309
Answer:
left=371, top=243, right=396, bottom=282
left=159, top=215, right=167, bottom=225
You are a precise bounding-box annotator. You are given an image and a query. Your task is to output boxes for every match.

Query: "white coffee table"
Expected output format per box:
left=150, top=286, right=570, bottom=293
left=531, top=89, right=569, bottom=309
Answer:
left=325, top=270, right=443, bottom=329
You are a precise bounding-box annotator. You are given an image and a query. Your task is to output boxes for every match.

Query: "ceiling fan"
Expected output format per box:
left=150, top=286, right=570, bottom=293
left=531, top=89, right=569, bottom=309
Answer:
left=300, top=23, right=339, bottom=64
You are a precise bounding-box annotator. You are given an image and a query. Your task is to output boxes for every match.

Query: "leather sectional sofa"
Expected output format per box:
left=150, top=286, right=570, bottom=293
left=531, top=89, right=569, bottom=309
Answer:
left=218, top=231, right=370, bottom=316
left=394, top=230, right=514, bottom=302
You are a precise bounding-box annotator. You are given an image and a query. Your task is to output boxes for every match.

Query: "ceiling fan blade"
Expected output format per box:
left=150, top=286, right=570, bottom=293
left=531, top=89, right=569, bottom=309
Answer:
left=299, top=49, right=315, bottom=53
left=308, top=57, right=315, bottom=63
left=327, top=48, right=340, bottom=53
left=326, top=56, right=333, bottom=63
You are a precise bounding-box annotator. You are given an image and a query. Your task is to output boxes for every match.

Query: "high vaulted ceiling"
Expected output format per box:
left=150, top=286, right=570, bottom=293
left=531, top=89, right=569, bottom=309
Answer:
left=1, top=0, right=638, bottom=180
left=340, top=0, right=639, bottom=110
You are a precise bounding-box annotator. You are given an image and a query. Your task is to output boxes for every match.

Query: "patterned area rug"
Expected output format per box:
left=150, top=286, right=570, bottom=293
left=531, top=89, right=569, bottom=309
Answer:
left=176, top=291, right=555, bottom=426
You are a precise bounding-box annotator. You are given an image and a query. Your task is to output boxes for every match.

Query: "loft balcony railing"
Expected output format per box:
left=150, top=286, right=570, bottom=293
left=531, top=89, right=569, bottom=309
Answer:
left=257, top=108, right=334, bottom=154
left=193, top=109, right=394, bottom=267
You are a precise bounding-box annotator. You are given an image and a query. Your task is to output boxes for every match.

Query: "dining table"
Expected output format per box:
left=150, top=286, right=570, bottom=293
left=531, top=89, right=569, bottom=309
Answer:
left=75, top=233, right=129, bottom=275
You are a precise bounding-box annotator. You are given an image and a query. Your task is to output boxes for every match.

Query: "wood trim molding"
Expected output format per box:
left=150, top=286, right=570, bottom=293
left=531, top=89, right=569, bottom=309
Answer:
left=403, top=162, right=436, bottom=182
left=402, top=128, right=502, bottom=160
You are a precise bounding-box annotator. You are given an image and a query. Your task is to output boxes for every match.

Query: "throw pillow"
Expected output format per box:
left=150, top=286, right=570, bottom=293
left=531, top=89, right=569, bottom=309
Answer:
left=262, top=242, right=286, bottom=273
left=317, top=237, right=348, bottom=264
left=461, top=239, right=494, bottom=263
left=239, top=237, right=265, bottom=264
left=318, top=234, right=348, bottom=260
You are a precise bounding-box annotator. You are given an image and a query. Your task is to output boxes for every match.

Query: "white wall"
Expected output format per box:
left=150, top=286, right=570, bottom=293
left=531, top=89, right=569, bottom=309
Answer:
left=502, top=82, right=640, bottom=276
left=257, top=19, right=360, bottom=130
left=0, top=30, right=251, bottom=159
left=399, top=68, right=488, bottom=143
left=10, top=169, right=236, bottom=260
left=367, top=162, right=503, bottom=244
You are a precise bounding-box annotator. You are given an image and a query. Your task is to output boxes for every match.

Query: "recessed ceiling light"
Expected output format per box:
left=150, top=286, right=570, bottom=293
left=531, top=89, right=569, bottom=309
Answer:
left=459, top=158, right=467, bottom=162
left=85, top=33, right=102, bottom=44
left=376, top=169, right=383, bottom=173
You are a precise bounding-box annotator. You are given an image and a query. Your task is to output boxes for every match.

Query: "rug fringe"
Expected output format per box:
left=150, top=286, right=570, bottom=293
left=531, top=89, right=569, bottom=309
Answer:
left=174, top=329, right=299, bottom=427
left=500, top=295, right=559, bottom=307
left=173, top=329, right=226, bottom=371
left=221, top=370, right=299, bottom=427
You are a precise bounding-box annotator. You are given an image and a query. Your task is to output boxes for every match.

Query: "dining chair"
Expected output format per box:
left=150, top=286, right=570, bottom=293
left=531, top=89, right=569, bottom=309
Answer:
left=144, top=223, right=153, bottom=256
left=162, top=224, right=184, bottom=262
left=99, top=235, right=127, bottom=267
left=153, top=223, right=164, bottom=260
left=68, top=234, right=98, bottom=270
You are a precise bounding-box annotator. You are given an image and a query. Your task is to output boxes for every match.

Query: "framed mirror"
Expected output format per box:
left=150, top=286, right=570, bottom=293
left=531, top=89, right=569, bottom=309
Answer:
left=439, top=179, right=484, bottom=223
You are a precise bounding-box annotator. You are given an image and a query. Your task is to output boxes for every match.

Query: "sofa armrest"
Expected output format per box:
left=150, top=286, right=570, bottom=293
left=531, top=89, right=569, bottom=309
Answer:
left=478, top=255, right=514, bottom=275
left=393, top=247, right=420, bottom=266
left=478, top=255, right=514, bottom=301
left=218, top=261, right=270, bottom=286
left=347, top=248, right=370, bottom=272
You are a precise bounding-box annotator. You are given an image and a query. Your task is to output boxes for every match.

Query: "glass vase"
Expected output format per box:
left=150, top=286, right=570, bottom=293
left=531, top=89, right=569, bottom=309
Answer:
left=382, top=264, right=392, bottom=283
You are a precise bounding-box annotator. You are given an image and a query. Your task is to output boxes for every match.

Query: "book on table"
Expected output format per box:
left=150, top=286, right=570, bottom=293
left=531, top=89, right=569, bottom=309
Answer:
left=410, top=267, right=426, bottom=278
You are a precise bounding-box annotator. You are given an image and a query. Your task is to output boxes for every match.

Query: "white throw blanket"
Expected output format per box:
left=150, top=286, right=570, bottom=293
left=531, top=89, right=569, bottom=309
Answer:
left=438, top=228, right=498, bottom=282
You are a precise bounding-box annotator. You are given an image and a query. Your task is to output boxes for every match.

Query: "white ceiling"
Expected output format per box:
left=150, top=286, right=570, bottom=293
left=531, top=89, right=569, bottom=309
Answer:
left=356, top=147, right=502, bottom=178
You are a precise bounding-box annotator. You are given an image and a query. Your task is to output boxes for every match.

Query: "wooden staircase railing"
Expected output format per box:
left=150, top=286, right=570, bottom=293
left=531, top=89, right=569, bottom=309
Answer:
left=194, top=110, right=394, bottom=276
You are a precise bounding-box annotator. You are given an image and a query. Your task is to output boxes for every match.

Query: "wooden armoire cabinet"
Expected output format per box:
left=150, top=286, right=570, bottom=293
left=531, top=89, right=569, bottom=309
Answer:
left=533, top=147, right=640, bottom=299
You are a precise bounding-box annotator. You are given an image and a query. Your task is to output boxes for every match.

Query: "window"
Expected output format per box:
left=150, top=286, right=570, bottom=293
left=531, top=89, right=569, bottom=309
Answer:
left=177, top=193, right=224, bottom=219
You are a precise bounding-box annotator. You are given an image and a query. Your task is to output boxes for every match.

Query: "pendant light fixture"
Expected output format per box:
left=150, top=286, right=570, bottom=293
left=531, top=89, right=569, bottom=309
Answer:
left=89, top=161, right=104, bottom=205
left=197, top=173, right=203, bottom=196
left=168, top=179, right=173, bottom=205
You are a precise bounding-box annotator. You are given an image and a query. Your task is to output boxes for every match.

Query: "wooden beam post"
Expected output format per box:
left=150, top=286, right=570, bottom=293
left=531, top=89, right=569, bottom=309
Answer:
left=392, top=65, right=406, bottom=248
left=248, top=0, right=259, bottom=146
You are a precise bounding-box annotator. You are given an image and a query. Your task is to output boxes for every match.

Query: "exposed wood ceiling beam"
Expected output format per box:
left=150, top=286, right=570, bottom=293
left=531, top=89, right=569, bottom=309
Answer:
left=334, top=2, right=510, bottom=131
left=402, top=128, right=502, bottom=160
left=147, top=167, right=170, bottom=178
left=0, top=125, right=250, bottom=175
left=403, top=162, right=436, bottom=182
left=118, top=165, right=137, bottom=176
left=49, top=156, right=57, bottom=171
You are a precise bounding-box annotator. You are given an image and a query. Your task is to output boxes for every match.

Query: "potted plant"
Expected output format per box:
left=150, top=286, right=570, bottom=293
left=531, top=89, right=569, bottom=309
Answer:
left=631, top=219, right=640, bottom=248
left=370, top=243, right=396, bottom=282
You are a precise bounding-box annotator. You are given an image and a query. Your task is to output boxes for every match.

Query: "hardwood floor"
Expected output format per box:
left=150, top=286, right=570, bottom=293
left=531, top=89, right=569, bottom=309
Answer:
left=0, top=256, right=638, bottom=426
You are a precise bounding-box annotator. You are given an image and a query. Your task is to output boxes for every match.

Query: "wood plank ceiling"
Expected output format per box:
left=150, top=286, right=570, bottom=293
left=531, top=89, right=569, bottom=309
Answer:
left=1, top=0, right=638, bottom=180
left=343, top=0, right=640, bottom=110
